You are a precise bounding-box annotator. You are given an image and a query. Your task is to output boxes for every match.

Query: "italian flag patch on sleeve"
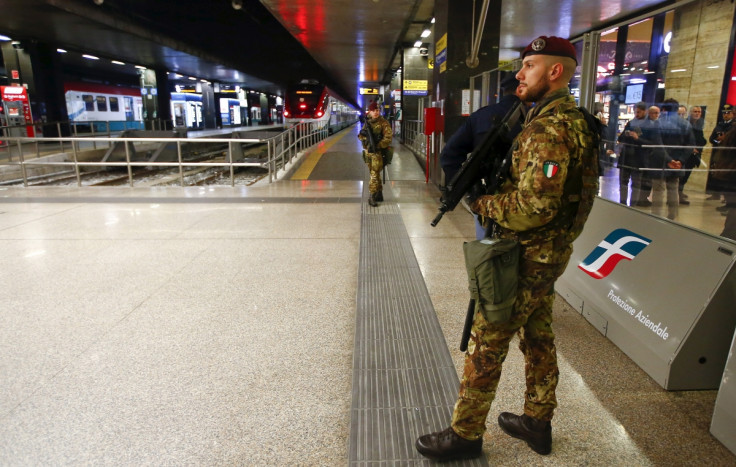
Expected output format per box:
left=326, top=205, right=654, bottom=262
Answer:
left=543, top=161, right=560, bottom=178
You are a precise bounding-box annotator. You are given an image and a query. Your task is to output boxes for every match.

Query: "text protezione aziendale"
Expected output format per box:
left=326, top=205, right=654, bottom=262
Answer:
left=607, top=289, right=669, bottom=340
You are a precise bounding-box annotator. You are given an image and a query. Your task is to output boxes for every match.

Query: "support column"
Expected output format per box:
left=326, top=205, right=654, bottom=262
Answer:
left=430, top=0, right=502, bottom=185
left=155, top=68, right=172, bottom=131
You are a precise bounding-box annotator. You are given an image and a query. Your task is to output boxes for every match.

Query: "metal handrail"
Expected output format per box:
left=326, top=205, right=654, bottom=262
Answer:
left=0, top=121, right=334, bottom=187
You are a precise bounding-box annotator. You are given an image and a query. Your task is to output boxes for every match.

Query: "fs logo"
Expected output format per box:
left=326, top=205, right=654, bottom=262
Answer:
left=578, top=228, right=651, bottom=279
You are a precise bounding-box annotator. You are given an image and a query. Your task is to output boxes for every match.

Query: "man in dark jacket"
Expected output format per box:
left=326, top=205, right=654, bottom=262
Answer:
left=440, top=75, right=523, bottom=238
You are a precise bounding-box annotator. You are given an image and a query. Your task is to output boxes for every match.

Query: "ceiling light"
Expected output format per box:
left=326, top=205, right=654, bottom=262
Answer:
left=708, top=65, right=720, bottom=69
left=111, top=60, right=125, bottom=65
left=431, top=17, right=435, bottom=23
left=82, top=54, right=99, bottom=60
left=421, top=29, right=431, bottom=38
left=57, top=48, right=67, bottom=53
left=93, top=0, right=104, bottom=4
left=232, top=0, right=243, bottom=9
left=0, top=34, right=11, bottom=41
left=414, top=40, right=422, bottom=48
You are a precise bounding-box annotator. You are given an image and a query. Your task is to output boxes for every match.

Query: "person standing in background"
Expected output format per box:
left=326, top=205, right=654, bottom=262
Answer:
left=440, top=75, right=523, bottom=239
left=358, top=101, right=392, bottom=207
left=679, top=106, right=707, bottom=203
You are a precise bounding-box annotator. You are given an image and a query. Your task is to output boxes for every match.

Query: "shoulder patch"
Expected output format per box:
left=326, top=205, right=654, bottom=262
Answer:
left=543, top=161, right=560, bottom=178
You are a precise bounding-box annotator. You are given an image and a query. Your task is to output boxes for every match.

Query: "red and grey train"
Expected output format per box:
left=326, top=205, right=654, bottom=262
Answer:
left=282, top=79, right=359, bottom=134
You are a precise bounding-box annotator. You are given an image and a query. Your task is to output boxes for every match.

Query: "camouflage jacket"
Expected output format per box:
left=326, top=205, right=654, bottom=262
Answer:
left=359, top=116, right=392, bottom=153
left=471, top=88, right=599, bottom=264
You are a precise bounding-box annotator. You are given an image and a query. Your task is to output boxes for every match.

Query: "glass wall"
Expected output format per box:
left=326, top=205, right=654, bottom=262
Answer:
left=578, top=0, right=736, bottom=242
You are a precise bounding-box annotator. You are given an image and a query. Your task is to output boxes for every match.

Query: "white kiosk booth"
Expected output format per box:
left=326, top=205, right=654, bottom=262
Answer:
left=711, top=331, right=736, bottom=455
left=557, top=198, right=736, bottom=390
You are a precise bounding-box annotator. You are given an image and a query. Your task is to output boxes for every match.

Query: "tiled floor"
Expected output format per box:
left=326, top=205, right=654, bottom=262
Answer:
left=0, top=125, right=733, bottom=465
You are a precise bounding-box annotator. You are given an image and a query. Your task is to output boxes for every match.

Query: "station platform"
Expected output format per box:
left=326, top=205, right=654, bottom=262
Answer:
left=0, top=124, right=733, bottom=465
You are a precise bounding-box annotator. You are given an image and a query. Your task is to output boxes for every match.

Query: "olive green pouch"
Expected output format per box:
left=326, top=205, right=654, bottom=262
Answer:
left=463, top=238, right=519, bottom=324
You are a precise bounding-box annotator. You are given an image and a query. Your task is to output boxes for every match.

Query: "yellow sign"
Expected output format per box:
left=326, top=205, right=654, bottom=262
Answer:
left=360, top=87, right=379, bottom=95
left=403, top=80, right=428, bottom=96
left=428, top=58, right=434, bottom=69
left=436, top=33, right=448, bottom=73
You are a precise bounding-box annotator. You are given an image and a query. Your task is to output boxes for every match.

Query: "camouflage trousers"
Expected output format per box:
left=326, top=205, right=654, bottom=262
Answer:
left=364, top=151, right=384, bottom=194
left=450, top=258, right=568, bottom=441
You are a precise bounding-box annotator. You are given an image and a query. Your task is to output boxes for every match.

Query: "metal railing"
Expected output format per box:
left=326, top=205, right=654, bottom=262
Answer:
left=402, top=120, right=426, bottom=157
left=0, top=121, right=328, bottom=187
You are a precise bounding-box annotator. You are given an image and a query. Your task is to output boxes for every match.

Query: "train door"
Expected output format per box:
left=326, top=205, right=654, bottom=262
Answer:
left=124, top=96, right=135, bottom=121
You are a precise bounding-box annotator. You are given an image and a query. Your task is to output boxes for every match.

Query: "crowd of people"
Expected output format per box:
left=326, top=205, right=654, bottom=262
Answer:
left=614, top=100, right=735, bottom=225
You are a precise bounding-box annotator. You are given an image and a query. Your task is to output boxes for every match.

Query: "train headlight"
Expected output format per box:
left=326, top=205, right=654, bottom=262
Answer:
left=283, top=109, right=290, bottom=117
left=316, top=111, right=323, bottom=117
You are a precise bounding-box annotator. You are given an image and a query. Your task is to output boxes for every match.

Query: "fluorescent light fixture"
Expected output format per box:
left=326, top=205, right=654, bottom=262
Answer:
left=134, top=65, right=146, bottom=69
left=707, top=65, right=720, bottom=69
left=82, top=54, right=99, bottom=60
left=0, top=34, right=11, bottom=41
left=671, top=68, right=687, bottom=73
left=111, top=60, right=125, bottom=65
left=431, top=17, right=435, bottom=23
left=414, top=40, right=422, bottom=47
left=57, top=48, right=67, bottom=53
left=188, top=76, right=197, bottom=80
left=629, top=78, right=647, bottom=84
left=421, top=29, right=431, bottom=38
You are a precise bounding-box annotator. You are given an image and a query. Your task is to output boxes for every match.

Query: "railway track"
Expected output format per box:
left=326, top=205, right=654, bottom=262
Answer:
left=1, top=140, right=275, bottom=187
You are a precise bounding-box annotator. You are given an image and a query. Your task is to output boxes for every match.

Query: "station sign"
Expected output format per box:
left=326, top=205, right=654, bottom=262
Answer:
left=360, top=87, right=379, bottom=95
left=436, top=33, right=448, bottom=73
left=403, top=79, right=427, bottom=96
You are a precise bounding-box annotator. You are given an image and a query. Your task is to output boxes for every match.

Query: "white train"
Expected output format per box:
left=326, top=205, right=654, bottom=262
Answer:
left=283, top=79, right=359, bottom=133
left=64, top=82, right=144, bottom=131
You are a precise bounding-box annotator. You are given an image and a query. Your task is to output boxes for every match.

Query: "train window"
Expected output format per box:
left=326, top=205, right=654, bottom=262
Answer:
left=109, top=97, right=119, bottom=112
left=96, top=96, right=107, bottom=112
left=82, top=94, right=95, bottom=111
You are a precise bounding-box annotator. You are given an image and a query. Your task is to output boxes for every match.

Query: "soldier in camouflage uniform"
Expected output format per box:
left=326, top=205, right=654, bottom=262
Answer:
left=358, top=101, right=392, bottom=206
left=416, top=36, right=600, bottom=462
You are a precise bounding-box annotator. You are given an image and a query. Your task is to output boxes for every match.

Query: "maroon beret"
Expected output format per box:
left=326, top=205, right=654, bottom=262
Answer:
left=522, top=36, right=577, bottom=64
left=368, top=101, right=378, bottom=111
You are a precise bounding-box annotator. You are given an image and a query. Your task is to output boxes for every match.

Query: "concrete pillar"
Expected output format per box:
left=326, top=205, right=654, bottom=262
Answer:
left=433, top=0, right=502, bottom=138
left=155, top=69, right=172, bottom=130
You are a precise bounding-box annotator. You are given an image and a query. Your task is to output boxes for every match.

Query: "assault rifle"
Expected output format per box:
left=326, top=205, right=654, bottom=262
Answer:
left=360, top=119, right=378, bottom=153
left=430, top=100, right=526, bottom=227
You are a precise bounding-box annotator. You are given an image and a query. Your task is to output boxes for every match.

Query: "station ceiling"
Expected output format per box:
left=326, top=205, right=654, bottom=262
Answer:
left=1, top=0, right=669, bottom=108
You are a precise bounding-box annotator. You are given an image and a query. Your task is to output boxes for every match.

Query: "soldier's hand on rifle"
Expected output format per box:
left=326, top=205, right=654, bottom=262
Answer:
left=463, top=182, right=486, bottom=210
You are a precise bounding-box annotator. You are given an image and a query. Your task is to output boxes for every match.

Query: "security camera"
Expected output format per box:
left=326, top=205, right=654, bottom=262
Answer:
left=419, top=47, right=428, bottom=56
left=232, top=0, right=243, bottom=9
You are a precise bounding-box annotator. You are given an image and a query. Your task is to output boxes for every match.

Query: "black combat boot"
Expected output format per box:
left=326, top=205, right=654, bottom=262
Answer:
left=375, top=190, right=383, bottom=202
left=415, top=426, right=483, bottom=461
left=368, top=193, right=377, bottom=207
left=498, top=412, right=552, bottom=455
